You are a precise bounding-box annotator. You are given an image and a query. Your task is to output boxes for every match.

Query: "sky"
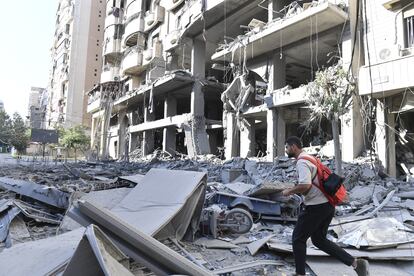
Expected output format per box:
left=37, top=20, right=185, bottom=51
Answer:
left=0, top=0, right=58, bottom=118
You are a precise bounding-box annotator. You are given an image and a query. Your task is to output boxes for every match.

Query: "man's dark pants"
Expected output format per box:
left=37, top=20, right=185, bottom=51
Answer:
left=292, top=202, right=354, bottom=275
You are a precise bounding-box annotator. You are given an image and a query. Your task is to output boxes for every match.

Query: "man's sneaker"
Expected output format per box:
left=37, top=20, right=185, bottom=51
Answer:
left=354, top=258, right=369, bottom=276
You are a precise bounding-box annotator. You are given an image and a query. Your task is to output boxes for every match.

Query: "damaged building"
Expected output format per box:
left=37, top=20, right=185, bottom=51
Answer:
left=88, top=0, right=413, bottom=177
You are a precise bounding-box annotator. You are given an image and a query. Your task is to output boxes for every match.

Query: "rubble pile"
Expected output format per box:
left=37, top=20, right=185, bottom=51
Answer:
left=0, top=154, right=414, bottom=275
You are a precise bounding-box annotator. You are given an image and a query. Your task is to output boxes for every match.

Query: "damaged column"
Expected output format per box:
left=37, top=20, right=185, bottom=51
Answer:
left=142, top=102, right=155, bottom=156
left=187, top=38, right=210, bottom=156
left=118, top=109, right=128, bottom=160
left=341, top=12, right=364, bottom=162
left=376, top=98, right=396, bottom=177
left=224, top=112, right=240, bottom=159
left=240, top=118, right=255, bottom=158
left=163, top=95, right=177, bottom=154
left=267, top=53, right=286, bottom=161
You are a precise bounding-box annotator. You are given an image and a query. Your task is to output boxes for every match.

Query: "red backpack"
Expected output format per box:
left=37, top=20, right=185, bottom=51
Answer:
left=298, top=155, right=348, bottom=206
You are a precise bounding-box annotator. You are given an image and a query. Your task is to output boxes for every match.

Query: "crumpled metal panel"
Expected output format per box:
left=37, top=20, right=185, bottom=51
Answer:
left=0, top=177, right=70, bottom=209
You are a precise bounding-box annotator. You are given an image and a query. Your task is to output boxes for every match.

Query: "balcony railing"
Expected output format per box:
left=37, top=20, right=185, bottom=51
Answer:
left=121, top=46, right=144, bottom=75
left=123, top=15, right=145, bottom=47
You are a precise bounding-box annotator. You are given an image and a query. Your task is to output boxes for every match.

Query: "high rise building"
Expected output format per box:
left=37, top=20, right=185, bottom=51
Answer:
left=46, top=0, right=106, bottom=129
left=27, top=87, right=48, bottom=129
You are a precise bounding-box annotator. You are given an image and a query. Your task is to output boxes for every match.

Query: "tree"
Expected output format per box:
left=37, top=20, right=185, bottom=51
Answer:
left=60, top=125, right=90, bottom=161
left=10, top=113, right=29, bottom=153
left=306, top=61, right=355, bottom=175
left=0, top=110, right=12, bottom=146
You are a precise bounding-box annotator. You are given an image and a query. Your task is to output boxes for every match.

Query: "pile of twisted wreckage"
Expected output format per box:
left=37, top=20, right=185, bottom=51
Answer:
left=0, top=150, right=414, bottom=275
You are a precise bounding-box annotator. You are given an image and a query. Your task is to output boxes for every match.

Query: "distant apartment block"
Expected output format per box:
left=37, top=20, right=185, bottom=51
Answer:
left=27, top=87, right=48, bottom=129
left=46, top=0, right=106, bottom=129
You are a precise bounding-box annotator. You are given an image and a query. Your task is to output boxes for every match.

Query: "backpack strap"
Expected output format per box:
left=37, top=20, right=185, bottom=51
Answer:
left=297, top=155, right=325, bottom=195
left=297, top=155, right=320, bottom=182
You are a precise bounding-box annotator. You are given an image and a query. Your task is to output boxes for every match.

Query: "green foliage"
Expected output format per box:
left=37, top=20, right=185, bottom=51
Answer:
left=10, top=113, right=29, bottom=153
left=306, top=61, right=355, bottom=122
left=0, top=110, right=12, bottom=145
left=60, top=125, right=90, bottom=151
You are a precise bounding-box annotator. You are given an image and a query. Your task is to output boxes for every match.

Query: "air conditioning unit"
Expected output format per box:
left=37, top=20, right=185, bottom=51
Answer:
left=378, top=46, right=401, bottom=61
left=144, top=5, right=165, bottom=32
left=165, top=31, right=180, bottom=52
left=143, top=40, right=163, bottom=64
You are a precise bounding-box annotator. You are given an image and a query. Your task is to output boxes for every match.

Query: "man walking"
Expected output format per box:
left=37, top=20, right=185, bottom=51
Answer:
left=282, top=136, right=369, bottom=276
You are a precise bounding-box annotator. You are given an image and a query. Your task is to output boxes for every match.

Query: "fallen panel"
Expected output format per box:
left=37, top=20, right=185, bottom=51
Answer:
left=111, top=168, right=206, bottom=240
left=0, top=177, right=69, bottom=209
left=60, top=188, right=132, bottom=232
left=224, top=182, right=255, bottom=195
left=0, top=206, right=20, bottom=242
left=267, top=240, right=414, bottom=260
left=246, top=181, right=294, bottom=197
left=213, top=260, right=285, bottom=275
left=0, top=228, right=84, bottom=275
left=194, top=237, right=239, bottom=249
left=14, top=200, right=61, bottom=224
left=118, top=174, right=145, bottom=184
left=63, top=225, right=133, bottom=276
left=307, top=257, right=413, bottom=276
left=246, top=235, right=276, bottom=255
left=77, top=200, right=212, bottom=276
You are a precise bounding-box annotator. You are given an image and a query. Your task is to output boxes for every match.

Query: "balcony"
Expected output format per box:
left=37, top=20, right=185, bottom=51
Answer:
left=122, top=46, right=144, bottom=75
left=123, top=16, right=145, bottom=47
left=104, top=11, right=123, bottom=28
left=125, top=0, right=142, bottom=20
left=163, top=0, right=185, bottom=11
left=359, top=54, right=414, bottom=97
left=144, top=5, right=165, bottom=33
left=104, top=38, right=122, bottom=57
left=101, top=66, right=121, bottom=83
left=212, top=2, right=348, bottom=62
left=264, top=85, right=308, bottom=108
left=87, top=92, right=101, bottom=113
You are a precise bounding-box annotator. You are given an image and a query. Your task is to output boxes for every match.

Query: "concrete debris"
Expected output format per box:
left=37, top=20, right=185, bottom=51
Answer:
left=212, top=259, right=285, bottom=275
left=0, top=153, right=413, bottom=274
left=333, top=217, right=414, bottom=249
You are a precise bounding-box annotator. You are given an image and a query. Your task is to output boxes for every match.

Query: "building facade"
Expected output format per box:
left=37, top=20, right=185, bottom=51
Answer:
left=46, top=0, right=106, bottom=129
left=88, top=0, right=360, bottom=161
left=359, top=0, right=414, bottom=176
left=87, top=0, right=413, bottom=178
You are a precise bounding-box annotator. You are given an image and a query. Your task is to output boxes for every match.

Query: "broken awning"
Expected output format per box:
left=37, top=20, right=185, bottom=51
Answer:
left=111, top=168, right=207, bottom=240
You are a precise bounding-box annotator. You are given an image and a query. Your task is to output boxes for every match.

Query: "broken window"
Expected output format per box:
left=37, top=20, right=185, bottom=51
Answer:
left=404, top=8, right=414, bottom=48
